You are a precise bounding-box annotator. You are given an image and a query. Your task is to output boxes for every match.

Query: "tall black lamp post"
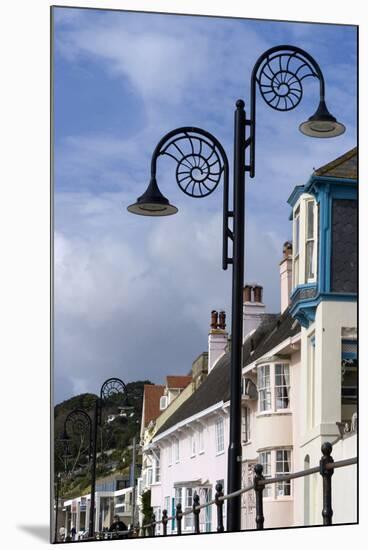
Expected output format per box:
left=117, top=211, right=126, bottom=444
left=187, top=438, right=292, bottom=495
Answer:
left=127, top=45, right=344, bottom=531
left=61, top=377, right=128, bottom=538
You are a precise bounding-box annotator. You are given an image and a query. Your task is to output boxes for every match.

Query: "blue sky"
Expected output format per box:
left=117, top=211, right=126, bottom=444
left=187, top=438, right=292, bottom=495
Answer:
left=53, top=7, right=357, bottom=402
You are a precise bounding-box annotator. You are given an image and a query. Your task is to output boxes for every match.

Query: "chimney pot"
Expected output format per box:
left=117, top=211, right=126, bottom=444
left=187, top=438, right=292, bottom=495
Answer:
left=253, top=285, right=263, bottom=304
left=210, top=310, right=218, bottom=329
left=283, top=241, right=293, bottom=259
left=218, top=311, right=226, bottom=330
left=243, top=285, right=252, bottom=303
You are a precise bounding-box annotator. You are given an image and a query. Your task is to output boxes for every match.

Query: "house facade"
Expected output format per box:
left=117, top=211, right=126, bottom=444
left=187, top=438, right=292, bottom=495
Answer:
left=144, top=147, right=357, bottom=532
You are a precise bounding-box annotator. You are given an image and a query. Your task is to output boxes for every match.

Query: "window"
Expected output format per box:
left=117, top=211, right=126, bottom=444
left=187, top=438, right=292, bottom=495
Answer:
left=154, top=450, right=160, bottom=483
left=258, top=365, right=271, bottom=411
left=184, top=488, right=193, bottom=530
left=147, top=467, right=153, bottom=486
left=174, top=439, right=180, bottom=463
left=305, top=200, right=315, bottom=281
left=276, top=449, right=291, bottom=496
left=275, top=364, right=290, bottom=409
left=160, top=396, right=168, bottom=410
left=174, top=487, right=182, bottom=506
left=257, top=362, right=291, bottom=413
left=215, top=417, right=224, bottom=454
left=259, top=452, right=271, bottom=497
left=198, top=425, right=204, bottom=453
left=241, top=407, right=251, bottom=443
left=168, top=444, right=172, bottom=467
left=164, top=496, right=170, bottom=514
left=293, top=206, right=300, bottom=287
left=190, top=433, right=196, bottom=456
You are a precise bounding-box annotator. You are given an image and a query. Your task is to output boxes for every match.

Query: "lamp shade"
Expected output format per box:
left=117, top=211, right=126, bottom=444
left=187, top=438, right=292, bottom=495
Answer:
left=299, top=99, right=345, bottom=138
left=127, top=177, right=178, bottom=216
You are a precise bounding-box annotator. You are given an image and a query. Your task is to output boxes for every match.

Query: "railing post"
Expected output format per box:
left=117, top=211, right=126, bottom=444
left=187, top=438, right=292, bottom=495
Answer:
left=162, top=509, right=168, bottom=536
left=320, top=441, right=334, bottom=525
left=254, top=463, right=265, bottom=530
left=151, top=512, right=156, bottom=537
left=215, top=482, right=225, bottom=532
left=193, top=492, right=200, bottom=534
left=176, top=502, right=183, bottom=535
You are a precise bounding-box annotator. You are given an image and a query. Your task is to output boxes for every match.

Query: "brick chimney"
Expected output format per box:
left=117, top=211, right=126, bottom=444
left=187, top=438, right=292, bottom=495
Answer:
left=280, top=241, right=292, bottom=313
left=208, top=310, right=228, bottom=373
left=243, top=284, right=266, bottom=342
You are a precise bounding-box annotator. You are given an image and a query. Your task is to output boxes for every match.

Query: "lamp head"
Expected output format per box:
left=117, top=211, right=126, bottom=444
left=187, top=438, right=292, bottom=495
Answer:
left=299, top=99, right=345, bottom=138
left=127, top=177, right=178, bottom=216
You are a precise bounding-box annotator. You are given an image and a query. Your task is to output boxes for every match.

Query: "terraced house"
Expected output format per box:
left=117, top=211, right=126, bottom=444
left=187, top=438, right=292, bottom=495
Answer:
left=141, top=147, right=357, bottom=532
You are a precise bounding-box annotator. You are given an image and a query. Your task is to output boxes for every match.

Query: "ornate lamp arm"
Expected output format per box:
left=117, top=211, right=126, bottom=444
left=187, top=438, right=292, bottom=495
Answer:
left=148, top=127, right=231, bottom=270
left=249, top=45, right=331, bottom=177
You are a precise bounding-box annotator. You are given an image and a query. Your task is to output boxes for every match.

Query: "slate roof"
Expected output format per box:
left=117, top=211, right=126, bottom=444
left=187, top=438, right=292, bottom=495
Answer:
left=313, top=147, right=357, bottom=179
left=155, top=309, right=300, bottom=437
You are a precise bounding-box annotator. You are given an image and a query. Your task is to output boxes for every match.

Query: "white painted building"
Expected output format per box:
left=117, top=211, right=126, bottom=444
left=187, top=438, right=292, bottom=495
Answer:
left=145, top=147, right=357, bottom=532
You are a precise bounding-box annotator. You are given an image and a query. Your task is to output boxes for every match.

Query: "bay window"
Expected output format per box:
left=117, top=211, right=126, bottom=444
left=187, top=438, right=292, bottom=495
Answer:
left=276, top=449, right=291, bottom=496
left=258, top=448, right=292, bottom=499
left=259, top=451, right=271, bottom=497
left=305, top=200, right=315, bottom=281
left=257, top=362, right=290, bottom=413
left=258, top=364, right=271, bottom=411
left=275, top=364, right=290, bottom=409
left=293, top=206, right=300, bottom=287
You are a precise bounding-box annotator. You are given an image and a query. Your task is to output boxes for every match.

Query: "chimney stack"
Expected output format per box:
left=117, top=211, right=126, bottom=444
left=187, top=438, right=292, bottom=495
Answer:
left=208, top=310, right=228, bottom=373
left=243, top=283, right=266, bottom=342
left=280, top=241, right=292, bottom=313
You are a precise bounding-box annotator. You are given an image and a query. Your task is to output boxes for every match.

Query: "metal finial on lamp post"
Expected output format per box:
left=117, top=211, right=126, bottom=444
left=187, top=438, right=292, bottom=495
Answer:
left=127, top=44, right=344, bottom=532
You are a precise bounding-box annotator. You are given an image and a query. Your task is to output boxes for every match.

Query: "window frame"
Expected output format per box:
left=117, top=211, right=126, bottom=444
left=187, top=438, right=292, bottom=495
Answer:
left=274, top=363, right=290, bottom=411
left=257, top=364, right=271, bottom=412
left=241, top=406, right=251, bottom=443
left=198, top=424, right=205, bottom=454
left=190, top=432, right=196, bottom=457
left=258, top=448, right=293, bottom=500
left=174, top=438, right=180, bottom=463
left=215, top=416, right=225, bottom=455
left=305, top=199, right=316, bottom=282
left=257, top=362, right=291, bottom=414
left=293, top=206, right=300, bottom=288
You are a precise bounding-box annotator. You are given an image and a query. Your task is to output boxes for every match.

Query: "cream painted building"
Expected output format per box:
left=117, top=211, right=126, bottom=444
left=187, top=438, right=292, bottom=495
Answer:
left=144, top=147, right=357, bottom=532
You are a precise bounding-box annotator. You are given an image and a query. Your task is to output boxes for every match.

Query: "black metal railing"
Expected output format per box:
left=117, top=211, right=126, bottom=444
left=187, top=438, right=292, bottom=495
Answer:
left=139, top=442, right=357, bottom=535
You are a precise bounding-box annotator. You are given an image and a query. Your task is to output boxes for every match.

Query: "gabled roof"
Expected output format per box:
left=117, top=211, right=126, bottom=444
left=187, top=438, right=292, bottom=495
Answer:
left=142, top=384, right=165, bottom=427
left=166, top=375, right=192, bottom=389
left=313, top=147, right=357, bottom=179
left=154, top=310, right=300, bottom=437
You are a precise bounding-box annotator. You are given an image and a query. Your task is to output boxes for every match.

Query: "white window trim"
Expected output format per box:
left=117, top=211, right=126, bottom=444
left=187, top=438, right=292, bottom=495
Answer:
left=305, top=199, right=317, bottom=283
left=174, top=438, right=180, bottom=464
left=198, top=424, right=205, bottom=455
left=258, top=448, right=293, bottom=501
left=256, top=362, right=291, bottom=416
left=190, top=432, right=196, bottom=458
left=293, top=206, right=300, bottom=289
left=215, top=416, right=225, bottom=455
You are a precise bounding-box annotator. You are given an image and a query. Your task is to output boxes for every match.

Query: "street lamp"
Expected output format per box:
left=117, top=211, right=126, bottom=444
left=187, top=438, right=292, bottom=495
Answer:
left=60, top=378, right=128, bottom=538
left=127, top=45, right=344, bottom=531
